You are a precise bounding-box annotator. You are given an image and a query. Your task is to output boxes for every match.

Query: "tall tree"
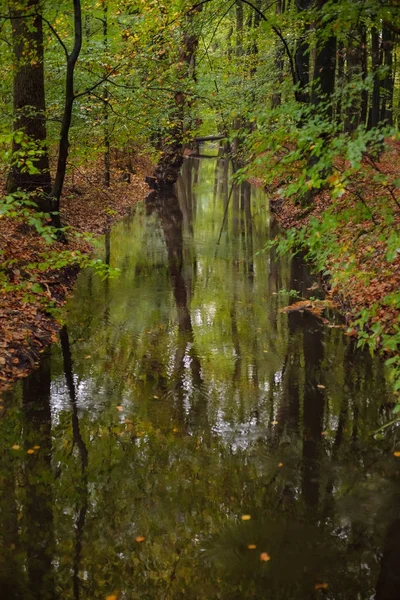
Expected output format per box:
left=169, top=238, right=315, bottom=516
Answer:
left=7, top=0, right=51, bottom=211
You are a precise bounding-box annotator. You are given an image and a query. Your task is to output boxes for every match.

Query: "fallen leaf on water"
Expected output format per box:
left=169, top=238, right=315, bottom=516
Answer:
left=33, top=445, right=40, bottom=450
left=260, top=552, right=271, bottom=562
left=317, top=384, right=326, bottom=389
left=106, top=595, right=118, bottom=600
left=272, top=420, right=279, bottom=425
left=27, top=449, right=34, bottom=454
left=315, top=583, right=328, bottom=590
left=393, top=451, right=400, bottom=457
left=11, top=444, right=20, bottom=450
left=135, top=536, right=145, bottom=543
left=116, top=406, right=124, bottom=412
left=84, top=355, right=92, bottom=360
left=248, top=544, right=257, bottom=550
left=278, top=462, right=283, bottom=467
left=241, top=515, right=251, bottom=521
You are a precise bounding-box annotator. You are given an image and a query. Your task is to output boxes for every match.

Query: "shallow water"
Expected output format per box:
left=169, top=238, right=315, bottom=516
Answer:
left=1, top=157, right=399, bottom=600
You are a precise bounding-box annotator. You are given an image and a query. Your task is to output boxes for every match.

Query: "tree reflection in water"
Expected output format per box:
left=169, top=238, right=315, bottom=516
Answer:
left=0, top=157, right=398, bottom=600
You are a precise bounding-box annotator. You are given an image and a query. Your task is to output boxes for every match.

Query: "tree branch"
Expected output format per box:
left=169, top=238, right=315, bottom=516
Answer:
left=41, top=15, right=69, bottom=59
left=73, top=65, right=122, bottom=99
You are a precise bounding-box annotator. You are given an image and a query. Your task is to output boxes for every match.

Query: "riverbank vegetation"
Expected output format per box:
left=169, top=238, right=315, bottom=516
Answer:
left=0, top=0, right=399, bottom=390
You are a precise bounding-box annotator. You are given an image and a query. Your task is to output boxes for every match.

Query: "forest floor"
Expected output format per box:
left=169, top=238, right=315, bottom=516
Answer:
left=250, top=139, right=400, bottom=375
left=0, top=155, right=152, bottom=392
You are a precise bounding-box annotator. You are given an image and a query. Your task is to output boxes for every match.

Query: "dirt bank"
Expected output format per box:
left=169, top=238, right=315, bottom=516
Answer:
left=0, top=156, right=152, bottom=392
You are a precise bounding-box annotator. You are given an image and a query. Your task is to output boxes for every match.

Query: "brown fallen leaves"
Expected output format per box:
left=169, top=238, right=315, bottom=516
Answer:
left=0, top=153, right=152, bottom=393
left=270, top=139, right=400, bottom=344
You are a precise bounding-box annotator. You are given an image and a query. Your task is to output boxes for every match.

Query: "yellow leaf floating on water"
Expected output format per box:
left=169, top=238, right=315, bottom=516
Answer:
left=116, top=406, right=124, bottom=412
left=317, top=384, right=326, bottom=389
left=135, top=536, right=145, bottom=543
left=33, top=445, right=40, bottom=450
left=315, top=583, right=328, bottom=590
left=272, top=420, right=279, bottom=425
left=241, top=515, right=251, bottom=521
left=260, top=552, right=271, bottom=562
left=393, top=451, right=400, bottom=457
left=84, top=355, right=92, bottom=360
left=27, top=449, right=34, bottom=454
left=248, top=544, right=257, bottom=550
left=278, top=462, right=283, bottom=467
left=11, top=445, right=20, bottom=450
left=106, top=595, right=118, bottom=600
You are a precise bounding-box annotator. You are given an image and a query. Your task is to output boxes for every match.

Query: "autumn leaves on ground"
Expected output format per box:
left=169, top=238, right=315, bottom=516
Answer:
left=0, top=153, right=152, bottom=391
left=270, top=139, right=400, bottom=320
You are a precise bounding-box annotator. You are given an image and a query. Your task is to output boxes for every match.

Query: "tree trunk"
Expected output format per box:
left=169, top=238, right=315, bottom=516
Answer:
left=49, top=0, right=82, bottom=231
left=369, top=26, right=381, bottom=129
left=336, top=40, right=345, bottom=125
left=344, top=29, right=364, bottom=132
left=7, top=0, right=51, bottom=211
left=311, top=1, right=336, bottom=114
left=102, top=0, right=110, bottom=187
left=294, top=0, right=312, bottom=104
left=380, top=25, right=395, bottom=125
left=154, top=1, right=202, bottom=185
left=272, top=0, right=285, bottom=108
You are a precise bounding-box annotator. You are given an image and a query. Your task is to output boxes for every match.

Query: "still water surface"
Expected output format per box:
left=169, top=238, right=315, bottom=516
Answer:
left=1, top=157, right=399, bottom=600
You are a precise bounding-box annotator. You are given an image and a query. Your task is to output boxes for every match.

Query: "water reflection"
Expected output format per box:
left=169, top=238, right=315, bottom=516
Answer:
left=0, top=157, right=399, bottom=599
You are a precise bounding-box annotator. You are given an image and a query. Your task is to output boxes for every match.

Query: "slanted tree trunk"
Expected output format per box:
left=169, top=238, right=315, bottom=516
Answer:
left=7, top=0, right=52, bottom=211
left=49, top=0, right=82, bottom=231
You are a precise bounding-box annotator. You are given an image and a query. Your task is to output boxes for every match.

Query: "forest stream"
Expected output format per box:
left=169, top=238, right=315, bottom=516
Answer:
left=0, top=156, right=399, bottom=600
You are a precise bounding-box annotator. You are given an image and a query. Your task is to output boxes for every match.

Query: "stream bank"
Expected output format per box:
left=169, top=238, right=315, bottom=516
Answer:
left=0, top=155, right=152, bottom=391
left=248, top=139, right=400, bottom=392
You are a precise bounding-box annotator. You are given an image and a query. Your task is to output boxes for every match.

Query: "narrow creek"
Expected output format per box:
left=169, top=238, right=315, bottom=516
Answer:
left=1, top=156, right=399, bottom=600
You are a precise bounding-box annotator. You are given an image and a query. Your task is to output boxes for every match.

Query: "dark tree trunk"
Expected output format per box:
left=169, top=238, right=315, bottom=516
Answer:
left=154, top=1, right=202, bottom=185
left=312, top=0, right=336, bottom=114
left=360, top=25, right=368, bottom=126
left=50, top=0, right=82, bottom=231
left=380, top=26, right=395, bottom=125
left=369, top=26, right=381, bottom=129
left=272, top=0, right=285, bottom=108
left=102, top=0, right=110, bottom=187
left=300, top=0, right=336, bottom=206
left=345, top=29, right=364, bottom=132
left=294, top=0, right=312, bottom=104
left=236, top=0, right=243, bottom=57
left=7, top=0, right=51, bottom=211
left=336, top=40, right=345, bottom=125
